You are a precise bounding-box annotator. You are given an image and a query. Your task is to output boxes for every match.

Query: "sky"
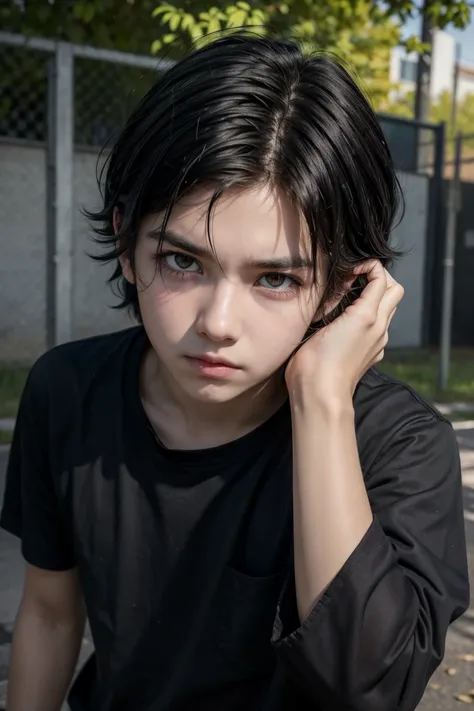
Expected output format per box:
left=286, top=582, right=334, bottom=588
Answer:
left=402, top=15, right=474, bottom=66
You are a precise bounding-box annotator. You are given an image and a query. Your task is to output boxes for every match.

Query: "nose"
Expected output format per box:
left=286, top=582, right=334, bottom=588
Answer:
left=195, top=280, right=241, bottom=344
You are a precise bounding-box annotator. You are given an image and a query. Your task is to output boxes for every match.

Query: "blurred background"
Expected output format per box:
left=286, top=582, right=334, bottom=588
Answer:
left=1, top=0, right=474, bottom=410
left=0, top=1, right=474, bottom=708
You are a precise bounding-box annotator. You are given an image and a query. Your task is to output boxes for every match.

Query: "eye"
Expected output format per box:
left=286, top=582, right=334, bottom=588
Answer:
left=258, top=273, right=296, bottom=290
left=165, top=252, right=200, bottom=272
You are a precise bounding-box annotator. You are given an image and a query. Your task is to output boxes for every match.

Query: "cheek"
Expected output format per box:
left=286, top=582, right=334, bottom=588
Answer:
left=137, top=280, right=195, bottom=339
left=251, top=307, right=311, bottom=364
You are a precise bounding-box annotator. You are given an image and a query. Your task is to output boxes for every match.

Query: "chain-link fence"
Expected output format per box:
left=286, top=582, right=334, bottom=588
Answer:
left=0, top=31, right=452, bottom=363
left=74, top=56, right=156, bottom=147
left=0, top=32, right=172, bottom=363
left=0, top=38, right=50, bottom=363
left=0, top=42, right=48, bottom=141
left=0, top=36, right=159, bottom=146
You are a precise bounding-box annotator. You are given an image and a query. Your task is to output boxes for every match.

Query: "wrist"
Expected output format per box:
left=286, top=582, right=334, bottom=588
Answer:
left=286, top=371, right=353, bottom=413
left=288, top=382, right=355, bottom=421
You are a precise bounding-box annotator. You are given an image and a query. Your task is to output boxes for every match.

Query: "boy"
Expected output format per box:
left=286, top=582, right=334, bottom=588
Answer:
left=1, top=35, right=469, bottom=711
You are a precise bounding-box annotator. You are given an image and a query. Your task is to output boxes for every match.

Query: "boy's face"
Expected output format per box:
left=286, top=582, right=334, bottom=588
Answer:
left=122, top=185, right=323, bottom=404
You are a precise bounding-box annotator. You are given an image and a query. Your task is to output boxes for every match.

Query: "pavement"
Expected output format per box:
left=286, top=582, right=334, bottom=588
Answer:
left=0, top=428, right=473, bottom=710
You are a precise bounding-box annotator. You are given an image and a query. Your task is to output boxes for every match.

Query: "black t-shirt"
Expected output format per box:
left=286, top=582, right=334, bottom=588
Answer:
left=0, top=326, right=469, bottom=711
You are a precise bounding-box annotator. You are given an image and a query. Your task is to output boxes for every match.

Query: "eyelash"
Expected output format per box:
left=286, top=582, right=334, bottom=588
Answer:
left=154, top=251, right=303, bottom=299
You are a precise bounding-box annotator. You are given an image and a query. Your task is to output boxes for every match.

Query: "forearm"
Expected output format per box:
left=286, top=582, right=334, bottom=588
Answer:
left=291, top=394, right=373, bottom=621
left=7, top=601, right=85, bottom=711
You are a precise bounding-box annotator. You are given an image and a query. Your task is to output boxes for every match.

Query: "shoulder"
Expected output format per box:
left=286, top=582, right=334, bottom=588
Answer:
left=354, top=367, right=456, bottom=471
left=24, top=326, right=145, bottom=413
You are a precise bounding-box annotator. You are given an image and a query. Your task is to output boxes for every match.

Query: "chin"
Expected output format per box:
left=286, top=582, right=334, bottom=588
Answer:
left=184, top=382, right=248, bottom=404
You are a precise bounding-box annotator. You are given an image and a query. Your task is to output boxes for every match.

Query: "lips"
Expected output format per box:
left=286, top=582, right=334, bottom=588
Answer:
left=186, top=355, right=240, bottom=369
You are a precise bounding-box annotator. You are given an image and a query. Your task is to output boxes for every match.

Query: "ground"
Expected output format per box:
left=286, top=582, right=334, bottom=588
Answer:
left=0, top=428, right=473, bottom=710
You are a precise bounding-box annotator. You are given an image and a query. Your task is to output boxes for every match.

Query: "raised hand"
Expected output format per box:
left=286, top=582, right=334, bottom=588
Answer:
left=285, top=261, right=404, bottom=404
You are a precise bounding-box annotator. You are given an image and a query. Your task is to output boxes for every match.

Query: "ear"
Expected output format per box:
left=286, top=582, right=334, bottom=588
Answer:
left=114, top=207, right=135, bottom=285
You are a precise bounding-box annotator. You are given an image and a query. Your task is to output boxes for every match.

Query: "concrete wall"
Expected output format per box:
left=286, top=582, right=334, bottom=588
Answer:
left=0, top=142, right=429, bottom=363
left=389, top=172, right=430, bottom=349
left=0, top=141, right=131, bottom=363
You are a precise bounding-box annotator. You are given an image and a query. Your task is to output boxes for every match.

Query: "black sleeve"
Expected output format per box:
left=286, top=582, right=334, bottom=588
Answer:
left=272, top=414, right=470, bottom=711
left=0, top=358, right=76, bottom=571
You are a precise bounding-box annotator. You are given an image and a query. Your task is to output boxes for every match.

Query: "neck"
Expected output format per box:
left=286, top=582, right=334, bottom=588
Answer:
left=140, top=347, right=287, bottom=449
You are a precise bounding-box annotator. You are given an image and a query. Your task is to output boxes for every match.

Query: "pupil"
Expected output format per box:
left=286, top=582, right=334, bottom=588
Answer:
left=176, top=254, right=193, bottom=269
left=267, top=274, right=284, bottom=287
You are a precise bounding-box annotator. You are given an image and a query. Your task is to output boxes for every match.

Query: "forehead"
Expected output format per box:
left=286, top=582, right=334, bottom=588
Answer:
left=145, top=184, right=312, bottom=263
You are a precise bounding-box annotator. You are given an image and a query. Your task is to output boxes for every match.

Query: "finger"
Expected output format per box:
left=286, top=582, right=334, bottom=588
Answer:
left=384, top=268, right=397, bottom=287
left=379, top=280, right=404, bottom=321
left=372, top=348, right=385, bottom=366
left=342, top=261, right=388, bottom=296
left=387, top=306, right=397, bottom=328
left=352, top=261, right=387, bottom=313
left=352, top=259, right=381, bottom=277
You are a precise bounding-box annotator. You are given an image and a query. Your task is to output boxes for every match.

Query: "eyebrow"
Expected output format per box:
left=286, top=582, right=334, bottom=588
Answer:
left=146, top=228, right=313, bottom=271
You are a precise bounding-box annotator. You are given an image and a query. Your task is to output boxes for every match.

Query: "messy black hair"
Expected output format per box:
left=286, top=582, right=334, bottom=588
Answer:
left=87, top=34, right=403, bottom=323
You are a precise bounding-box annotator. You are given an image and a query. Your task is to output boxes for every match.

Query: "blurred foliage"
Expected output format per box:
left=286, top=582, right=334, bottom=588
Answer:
left=150, top=0, right=471, bottom=55
left=150, top=0, right=400, bottom=108
left=2, top=0, right=471, bottom=56
left=149, top=0, right=471, bottom=108
left=0, top=364, right=29, bottom=419
left=381, top=348, right=474, bottom=403
left=0, top=0, right=471, bottom=120
left=383, top=89, right=417, bottom=118
left=1, top=0, right=159, bottom=54
left=384, top=89, right=474, bottom=150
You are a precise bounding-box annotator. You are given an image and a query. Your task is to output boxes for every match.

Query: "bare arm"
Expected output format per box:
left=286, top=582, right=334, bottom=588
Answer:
left=291, top=398, right=372, bottom=620
left=285, top=261, right=403, bottom=620
left=7, top=563, right=86, bottom=711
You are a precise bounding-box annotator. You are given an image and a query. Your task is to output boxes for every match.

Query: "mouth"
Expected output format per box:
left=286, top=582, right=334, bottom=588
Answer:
left=184, top=355, right=241, bottom=376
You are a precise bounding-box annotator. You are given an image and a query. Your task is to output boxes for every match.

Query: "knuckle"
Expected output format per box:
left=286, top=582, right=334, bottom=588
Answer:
left=359, top=305, right=377, bottom=326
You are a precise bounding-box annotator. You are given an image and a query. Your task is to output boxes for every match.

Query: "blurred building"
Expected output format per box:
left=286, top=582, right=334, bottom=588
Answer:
left=390, top=29, right=474, bottom=101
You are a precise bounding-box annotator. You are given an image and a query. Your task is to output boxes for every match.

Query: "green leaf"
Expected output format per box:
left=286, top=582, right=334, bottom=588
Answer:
left=162, top=33, right=177, bottom=44
left=227, top=8, right=249, bottom=26
left=169, top=13, right=181, bottom=31
left=82, top=3, right=96, bottom=23
left=207, top=16, right=223, bottom=32
left=73, top=2, right=84, bottom=20
left=152, top=5, right=175, bottom=18
left=159, top=11, right=175, bottom=24
left=181, top=13, right=195, bottom=31
left=404, top=35, right=430, bottom=53
left=151, top=39, right=163, bottom=53
left=190, top=24, right=204, bottom=39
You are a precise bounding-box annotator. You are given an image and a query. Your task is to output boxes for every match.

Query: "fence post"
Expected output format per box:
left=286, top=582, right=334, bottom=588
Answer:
left=46, top=41, right=74, bottom=350
left=438, top=133, right=463, bottom=391
left=422, top=121, right=445, bottom=347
